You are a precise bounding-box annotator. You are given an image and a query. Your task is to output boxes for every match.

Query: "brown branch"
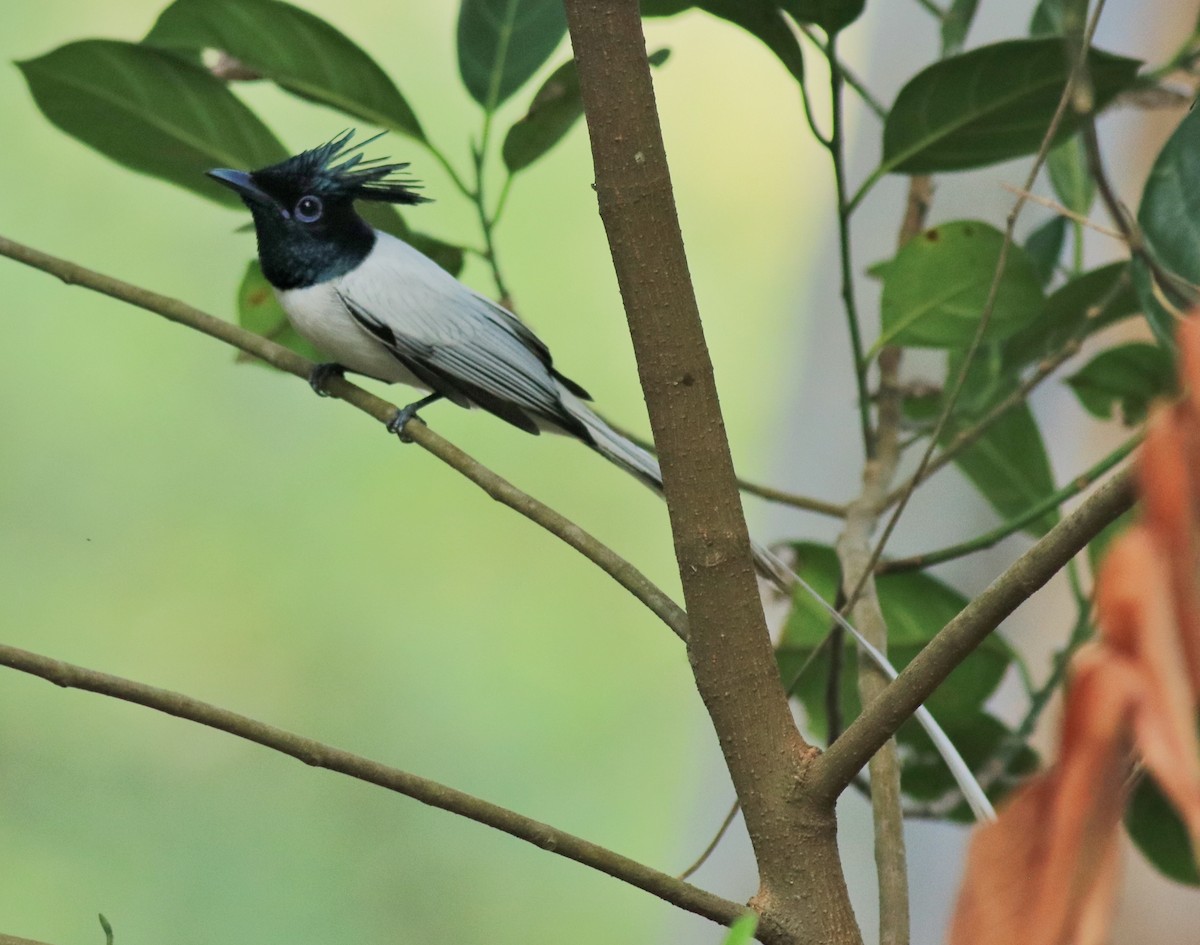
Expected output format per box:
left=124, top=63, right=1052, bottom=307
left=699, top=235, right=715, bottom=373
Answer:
left=1, top=936, right=56, bottom=945
left=0, top=643, right=745, bottom=928
left=831, top=175, right=931, bottom=945
left=562, top=5, right=857, bottom=943
left=810, top=466, right=1136, bottom=800
left=0, top=235, right=687, bottom=640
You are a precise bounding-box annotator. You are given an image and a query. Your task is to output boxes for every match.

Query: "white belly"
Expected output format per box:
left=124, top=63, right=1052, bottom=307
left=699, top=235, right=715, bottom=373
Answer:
left=275, top=282, right=429, bottom=391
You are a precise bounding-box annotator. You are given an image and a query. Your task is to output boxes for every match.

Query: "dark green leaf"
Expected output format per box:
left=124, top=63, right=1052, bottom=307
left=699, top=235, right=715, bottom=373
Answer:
left=941, top=0, right=980, bottom=56
left=1029, top=0, right=1087, bottom=37
left=643, top=1, right=804, bottom=83
left=457, top=0, right=567, bottom=111
left=878, top=220, right=1045, bottom=348
left=237, top=260, right=323, bottom=363
left=1002, top=262, right=1139, bottom=371
left=1136, top=102, right=1200, bottom=348
left=899, top=712, right=1038, bottom=822
left=779, top=0, right=866, bottom=35
left=1024, top=215, right=1067, bottom=287
left=882, top=40, right=1141, bottom=174
left=17, top=40, right=286, bottom=206
left=1046, top=134, right=1094, bottom=214
left=947, top=403, right=1059, bottom=535
left=1127, top=774, right=1200, bottom=886
left=144, top=0, right=424, bottom=141
left=778, top=543, right=1013, bottom=741
left=502, top=49, right=669, bottom=174
left=1066, top=343, right=1175, bottom=425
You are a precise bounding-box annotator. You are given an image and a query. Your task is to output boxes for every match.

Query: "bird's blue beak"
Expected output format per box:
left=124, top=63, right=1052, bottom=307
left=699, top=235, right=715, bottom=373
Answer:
left=206, top=168, right=277, bottom=209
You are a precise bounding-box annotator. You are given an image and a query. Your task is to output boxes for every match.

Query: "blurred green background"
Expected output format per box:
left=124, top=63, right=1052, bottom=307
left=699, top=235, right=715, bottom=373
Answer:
left=0, top=3, right=828, bottom=943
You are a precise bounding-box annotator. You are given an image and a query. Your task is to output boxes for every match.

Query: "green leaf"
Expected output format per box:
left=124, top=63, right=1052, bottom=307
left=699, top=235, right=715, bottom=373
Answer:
left=941, top=0, right=980, bottom=56
left=779, top=0, right=866, bottom=35
left=1002, top=262, right=1139, bottom=371
left=878, top=221, right=1045, bottom=349
left=947, top=403, right=1059, bottom=535
left=144, top=0, right=424, bottom=141
left=1136, top=102, right=1200, bottom=348
left=502, top=49, right=670, bottom=174
left=237, top=260, right=323, bottom=364
left=882, top=40, right=1141, bottom=174
left=98, top=915, right=114, bottom=945
left=1029, top=0, right=1087, bottom=37
left=643, top=1, right=805, bottom=84
left=457, top=0, right=567, bottom=112
left=1024, top=215, right=1067, bottom=287
left=721, top=913, right=759, bottom=945
left=1046, top=134, right=1094, bottom=214
left=898, top=712, right=1038, bottom=822
left=17, top=40, right=286, bottom=206
left=778, top=544, right=1014, bottom=741
left=1127, top=774, right=1200, bottom=886
left=1066, top=342, right=1175, bottom=425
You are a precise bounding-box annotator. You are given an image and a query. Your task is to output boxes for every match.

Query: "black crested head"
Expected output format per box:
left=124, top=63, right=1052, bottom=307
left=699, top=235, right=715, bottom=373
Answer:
left=207, top=130, right=431, bottom=291
left=254, top=129, right=432, bottom=207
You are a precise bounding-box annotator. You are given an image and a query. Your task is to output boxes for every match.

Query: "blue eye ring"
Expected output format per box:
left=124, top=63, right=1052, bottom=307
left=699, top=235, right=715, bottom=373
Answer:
left=295, top=195, right=323, bottom=223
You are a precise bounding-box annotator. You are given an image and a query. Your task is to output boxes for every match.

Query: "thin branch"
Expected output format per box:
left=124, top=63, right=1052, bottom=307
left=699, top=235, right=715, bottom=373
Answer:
left=678, top=800, right=741, bottom=881
left=830, top=174, right=931, bottom=945
left=0, top=235, right=686, bottom=640
left=998, top=182, right=1125, bottom=241
left=879, top=434, right=1140, bottom=574
left=809, top=465, right=1137, bottom=800
left=794, top=23, right=887, bottom=120
left=0, top=643, right=744, bottom=929
left=607, top=421, right=848, bottom=517
left=0, top=936, right=56, bottom=945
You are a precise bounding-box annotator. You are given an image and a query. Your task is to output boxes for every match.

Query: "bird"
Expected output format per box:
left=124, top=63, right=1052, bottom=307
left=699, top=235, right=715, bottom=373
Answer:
left=207, top=129, right=789, bottom=576
left=207, top=131, right=992, bottom=818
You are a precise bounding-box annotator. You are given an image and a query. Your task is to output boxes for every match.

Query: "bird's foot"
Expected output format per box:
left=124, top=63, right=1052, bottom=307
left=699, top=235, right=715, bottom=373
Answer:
left=386, top=393, right=444, bottom=443
left=309, top=363, right=346, bottom=397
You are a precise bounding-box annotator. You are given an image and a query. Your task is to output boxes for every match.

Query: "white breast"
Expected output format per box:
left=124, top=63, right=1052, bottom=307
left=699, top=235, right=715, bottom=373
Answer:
left=275, top=280, right=427, bottom=390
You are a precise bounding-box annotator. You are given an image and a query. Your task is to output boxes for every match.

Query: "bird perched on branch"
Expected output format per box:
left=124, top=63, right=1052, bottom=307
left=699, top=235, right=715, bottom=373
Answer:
left=209, top=131, right=991, bottom=818
left=208, top=129, right=781, bottom=571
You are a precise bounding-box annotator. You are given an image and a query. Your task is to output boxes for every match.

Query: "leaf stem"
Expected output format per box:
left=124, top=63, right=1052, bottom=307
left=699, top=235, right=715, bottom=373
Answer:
left=826, top=33, right=875, bottom=457
left=795, top=23, right=887, bottom=120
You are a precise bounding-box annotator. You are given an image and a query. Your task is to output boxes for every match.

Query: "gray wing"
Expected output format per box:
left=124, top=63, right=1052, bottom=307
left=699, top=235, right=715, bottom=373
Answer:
left=335, top=236, right=591, bottom=438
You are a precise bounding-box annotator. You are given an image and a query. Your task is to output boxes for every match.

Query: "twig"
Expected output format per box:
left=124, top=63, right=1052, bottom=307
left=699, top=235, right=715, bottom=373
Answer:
left=997, top=182, right=1125, bottom=241
left=794, top=23, right=887, bottom=120
left=606, top=422, right=848, bottom=517
left=830, top=174, right=931, bottom=945
left=879, top=434, right=1140, bottom=574
left=677, top=800, right=741, bottom=880
left=0, top=235, right=687, bottom=641
left=809, top=464, right=1137, bottom=800
left=0, top=643, right=744, bottom=929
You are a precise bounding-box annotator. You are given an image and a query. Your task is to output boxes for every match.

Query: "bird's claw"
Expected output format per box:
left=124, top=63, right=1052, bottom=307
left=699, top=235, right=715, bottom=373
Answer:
left=387, top=404, right=425, bottom=443
left=309, top=363, right=346, bottom=397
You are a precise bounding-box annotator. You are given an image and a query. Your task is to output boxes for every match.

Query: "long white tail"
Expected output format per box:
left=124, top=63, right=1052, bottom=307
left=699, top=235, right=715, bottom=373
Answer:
left=560, top=388, right=995, bottom=822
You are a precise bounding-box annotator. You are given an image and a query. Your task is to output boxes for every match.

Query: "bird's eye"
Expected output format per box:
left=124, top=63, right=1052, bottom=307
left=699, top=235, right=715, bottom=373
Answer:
left=294, top=195, right=323, bottom=223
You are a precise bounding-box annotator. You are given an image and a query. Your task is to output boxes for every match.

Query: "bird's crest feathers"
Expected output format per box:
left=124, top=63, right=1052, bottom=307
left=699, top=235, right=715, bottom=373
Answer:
left=258, top=130, right=431, bottom=205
